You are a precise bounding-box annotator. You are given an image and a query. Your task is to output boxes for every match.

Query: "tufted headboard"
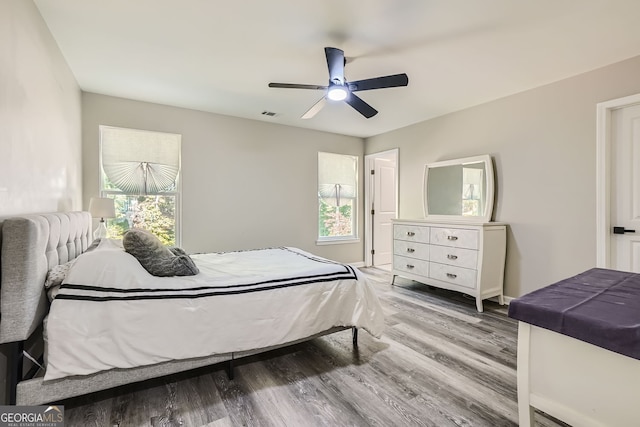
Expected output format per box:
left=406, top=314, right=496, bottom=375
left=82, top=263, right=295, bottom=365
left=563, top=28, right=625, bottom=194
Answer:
left=0, top=212, right=91, bottom=344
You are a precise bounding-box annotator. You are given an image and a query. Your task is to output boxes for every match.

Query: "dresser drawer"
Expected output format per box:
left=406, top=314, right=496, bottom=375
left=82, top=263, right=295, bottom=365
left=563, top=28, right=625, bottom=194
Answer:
left=394, top=240, right=430, bottom=260
left=430, top=227, right=479, bottom=249
left=429, top=245, right=478, bottom=269
left=429, top=262, right=477, bottom=289
left=394, top=224, right=429, bottom=243
left=394, top=255, right=429, bottom=277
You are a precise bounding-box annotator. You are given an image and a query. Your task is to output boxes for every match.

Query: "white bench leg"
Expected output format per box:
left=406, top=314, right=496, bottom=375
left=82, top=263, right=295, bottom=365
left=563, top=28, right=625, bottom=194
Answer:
left=517, top=322, right=534, bottom=427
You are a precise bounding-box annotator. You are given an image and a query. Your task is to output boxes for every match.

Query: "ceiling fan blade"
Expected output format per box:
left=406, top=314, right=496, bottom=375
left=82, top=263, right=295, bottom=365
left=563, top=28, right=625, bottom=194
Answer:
left=302, top=97, right=327, bottom=119
left=325, top=47, right=345, bottom=84
left=268, top=83, right=327, bottom=90
left=345, top=93, right=378, bottom=118
left=349, top=73, right=409, bottom=92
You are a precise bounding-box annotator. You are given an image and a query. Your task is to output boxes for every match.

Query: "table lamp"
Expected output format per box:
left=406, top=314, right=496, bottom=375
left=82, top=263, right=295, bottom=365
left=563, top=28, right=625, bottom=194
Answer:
left=88, top=197, right=115, bottom=240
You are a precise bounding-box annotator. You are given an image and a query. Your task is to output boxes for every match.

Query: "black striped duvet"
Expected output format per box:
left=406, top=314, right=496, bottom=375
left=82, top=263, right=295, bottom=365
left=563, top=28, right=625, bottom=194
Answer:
left=44, top=246, right=384, bottom=380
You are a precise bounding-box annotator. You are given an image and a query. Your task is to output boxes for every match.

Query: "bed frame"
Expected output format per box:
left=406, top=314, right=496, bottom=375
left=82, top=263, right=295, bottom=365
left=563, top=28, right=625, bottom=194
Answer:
left=516, top=322, right=640, bottom=426
left=0, top=212, right=357, bottom=405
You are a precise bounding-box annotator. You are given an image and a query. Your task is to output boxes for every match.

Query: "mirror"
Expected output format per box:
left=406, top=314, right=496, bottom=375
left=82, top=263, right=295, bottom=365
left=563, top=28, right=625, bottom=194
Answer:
left=423, top=154, right=495, bottom=222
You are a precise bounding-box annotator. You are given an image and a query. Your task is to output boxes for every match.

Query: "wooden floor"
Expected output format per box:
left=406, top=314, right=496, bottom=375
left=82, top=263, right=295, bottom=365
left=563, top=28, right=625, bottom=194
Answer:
left=62, top=268, right=568, bottom=427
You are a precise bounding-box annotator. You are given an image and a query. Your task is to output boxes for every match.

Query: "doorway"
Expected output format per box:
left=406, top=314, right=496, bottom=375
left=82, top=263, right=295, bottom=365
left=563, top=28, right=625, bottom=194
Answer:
left=364, top=149, right=398, bottom=268
left=596, top=93, right=640, bottom=270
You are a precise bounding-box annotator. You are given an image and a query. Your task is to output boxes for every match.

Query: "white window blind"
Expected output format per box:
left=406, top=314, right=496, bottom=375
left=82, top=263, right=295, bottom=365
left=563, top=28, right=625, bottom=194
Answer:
left=101, top=127, right=181, bottom=195
left=318, top=152, right=357, bottom=207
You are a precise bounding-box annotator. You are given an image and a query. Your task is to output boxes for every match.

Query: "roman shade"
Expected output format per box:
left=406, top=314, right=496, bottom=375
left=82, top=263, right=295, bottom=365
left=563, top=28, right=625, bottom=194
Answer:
left=101, top=127, right=181, bottom=195
left=318, top=152, right=357, bottom=207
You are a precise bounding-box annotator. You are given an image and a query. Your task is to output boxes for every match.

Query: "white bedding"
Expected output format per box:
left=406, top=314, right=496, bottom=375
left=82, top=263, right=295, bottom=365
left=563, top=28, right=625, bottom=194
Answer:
left=44, top=244, right=384, bottom=381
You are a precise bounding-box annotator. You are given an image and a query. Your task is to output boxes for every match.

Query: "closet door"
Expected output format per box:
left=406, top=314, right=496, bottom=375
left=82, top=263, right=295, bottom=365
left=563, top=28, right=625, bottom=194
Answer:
left=610, top=103, right=640, bottom=272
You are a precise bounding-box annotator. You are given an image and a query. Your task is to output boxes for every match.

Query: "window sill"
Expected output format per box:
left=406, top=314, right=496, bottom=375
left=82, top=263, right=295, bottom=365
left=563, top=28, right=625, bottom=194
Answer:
left=316, top=238, right=360, bottom=246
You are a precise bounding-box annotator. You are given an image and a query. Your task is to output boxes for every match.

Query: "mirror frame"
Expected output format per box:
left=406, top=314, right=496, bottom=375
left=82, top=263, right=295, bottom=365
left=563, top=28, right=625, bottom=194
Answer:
left=423, top=154, right=495, bottom=223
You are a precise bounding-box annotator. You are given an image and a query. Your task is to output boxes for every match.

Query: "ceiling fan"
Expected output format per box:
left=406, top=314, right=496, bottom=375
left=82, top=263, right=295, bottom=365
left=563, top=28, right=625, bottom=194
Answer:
left=268, top=47, right=408, bottom=119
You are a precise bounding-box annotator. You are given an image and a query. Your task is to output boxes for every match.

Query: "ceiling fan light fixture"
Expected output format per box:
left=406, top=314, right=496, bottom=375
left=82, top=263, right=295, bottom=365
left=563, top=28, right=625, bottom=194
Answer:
left=268, top=47, right=408, bottom=119
left=327, top=85, right=348, bottom=101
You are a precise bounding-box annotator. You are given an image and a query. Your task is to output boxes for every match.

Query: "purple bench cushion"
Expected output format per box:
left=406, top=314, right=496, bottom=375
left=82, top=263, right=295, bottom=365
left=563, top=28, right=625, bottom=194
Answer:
left=508, top=268, right=640, bottom=360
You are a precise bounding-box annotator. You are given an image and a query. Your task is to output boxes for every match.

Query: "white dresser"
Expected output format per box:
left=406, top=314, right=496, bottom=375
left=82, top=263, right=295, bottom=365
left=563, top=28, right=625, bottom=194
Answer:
left=392, top=219, right=506, bottom=312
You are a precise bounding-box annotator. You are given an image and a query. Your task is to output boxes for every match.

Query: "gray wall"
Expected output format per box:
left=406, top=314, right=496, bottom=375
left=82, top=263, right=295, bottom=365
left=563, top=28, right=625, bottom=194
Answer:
left=0, top=0, right=82, bottom=404
left=366, top=55, right=640, bottom=298
left=82, top=93, right=365, bottom=263
left=0, top=0, right=82, bottom=214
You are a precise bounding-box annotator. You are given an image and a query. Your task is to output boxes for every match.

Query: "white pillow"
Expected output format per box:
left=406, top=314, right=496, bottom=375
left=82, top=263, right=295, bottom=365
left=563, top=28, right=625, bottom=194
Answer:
left=44, top=261, right=75, bottom=289
left=45, top=260, right=75, bottom=301
left=65, top=246, right=156, bottom=290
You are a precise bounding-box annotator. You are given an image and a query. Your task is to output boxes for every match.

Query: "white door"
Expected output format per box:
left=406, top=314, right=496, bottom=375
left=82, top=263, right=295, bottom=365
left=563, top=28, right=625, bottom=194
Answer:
left=610, top=103, right=640, bottom=271
left=369, top=151, right=397, bottom=266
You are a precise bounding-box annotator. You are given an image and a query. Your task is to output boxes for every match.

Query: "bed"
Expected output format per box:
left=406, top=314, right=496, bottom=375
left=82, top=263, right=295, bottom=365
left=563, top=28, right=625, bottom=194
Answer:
left=0, top=211, right=384, bottom=405
left=508, top=268, right=640, bottom=427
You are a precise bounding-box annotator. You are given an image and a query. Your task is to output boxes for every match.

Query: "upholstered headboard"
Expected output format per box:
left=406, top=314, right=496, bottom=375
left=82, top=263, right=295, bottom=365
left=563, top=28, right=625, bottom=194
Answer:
left=0, top=212, right=91, bottom=344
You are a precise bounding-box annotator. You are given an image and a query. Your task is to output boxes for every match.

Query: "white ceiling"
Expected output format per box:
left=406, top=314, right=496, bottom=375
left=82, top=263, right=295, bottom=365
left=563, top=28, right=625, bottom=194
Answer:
left=34, top=0, right=640, bottom=138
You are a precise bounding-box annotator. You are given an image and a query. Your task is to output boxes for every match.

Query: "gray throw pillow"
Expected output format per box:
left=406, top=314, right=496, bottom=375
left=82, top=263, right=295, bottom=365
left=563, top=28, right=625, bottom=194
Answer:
left=123, top=229, right=199, bottom=277
left=169, top=247, right=187, bottom=256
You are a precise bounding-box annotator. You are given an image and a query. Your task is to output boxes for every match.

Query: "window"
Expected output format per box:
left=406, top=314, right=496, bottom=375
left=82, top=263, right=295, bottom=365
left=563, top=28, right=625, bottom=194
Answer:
left=318, top=152, right=358, bottom=242
left=99, top=126, right=182, bottom=245
left=462, top=166, right=484, bottom=217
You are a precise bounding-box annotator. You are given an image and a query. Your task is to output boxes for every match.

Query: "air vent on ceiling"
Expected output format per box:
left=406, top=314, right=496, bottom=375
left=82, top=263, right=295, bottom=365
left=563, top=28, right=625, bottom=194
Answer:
left=261, top=111, right=278, bottom=117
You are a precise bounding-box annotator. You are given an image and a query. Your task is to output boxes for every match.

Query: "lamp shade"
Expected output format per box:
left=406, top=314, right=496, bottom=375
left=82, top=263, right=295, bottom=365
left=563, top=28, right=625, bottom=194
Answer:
left=88, top=197, right=116, bottom=219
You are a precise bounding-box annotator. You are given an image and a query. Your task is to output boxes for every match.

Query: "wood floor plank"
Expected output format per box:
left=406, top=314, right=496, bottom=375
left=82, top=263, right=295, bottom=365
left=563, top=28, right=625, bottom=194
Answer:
left=377, top=334, right=519, bottom=424
left=316, top=328, right=518, bottom=426
left=383, top=290, right=483, bottom=325
left=259, top=352, right=370, bottom=426
left=384, top=300, right=517, bottom=369
left=306, top=357, right=432, bottom=426
left=387, top=321, right=517, bottom=396
left=61, top=267, right=567, bottom=427
left=203, top=417, right=235, bottom=427
left=63, top=397, right=111, bottom=427
left=173, top=373, right=229, bottom=425
left=235, top=360, right=322, bottom=427
left=209, top=369, right=271, bottom=427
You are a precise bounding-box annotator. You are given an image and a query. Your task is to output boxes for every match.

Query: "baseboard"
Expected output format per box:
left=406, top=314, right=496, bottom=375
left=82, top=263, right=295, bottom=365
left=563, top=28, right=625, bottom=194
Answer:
left=349, top=261, right=365, bottom=268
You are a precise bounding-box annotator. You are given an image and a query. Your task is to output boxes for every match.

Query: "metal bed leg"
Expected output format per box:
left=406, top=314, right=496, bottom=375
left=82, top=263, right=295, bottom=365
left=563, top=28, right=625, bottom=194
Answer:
left=391, top=274, right=397, bottom=286
left=8, top=341, right=24, bottom=405
left=24, top=354, right=44, bottom=380
left=352, top=327, right=358, bottom=347
left=226, top=353, right=234, bottom=380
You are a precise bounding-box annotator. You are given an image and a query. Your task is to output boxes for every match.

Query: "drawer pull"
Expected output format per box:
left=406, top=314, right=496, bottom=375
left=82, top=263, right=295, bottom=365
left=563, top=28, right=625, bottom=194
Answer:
left=447, top=254, right=458, bottom=260
left=446, top=273, right=457, bottom=279
left=407, top=248, right=415, bottom=253
left=447, top=235, right=458, bottom=241
left=406, top=264, right=415, bottom=269
left=407, top=231, right=416, bottom=237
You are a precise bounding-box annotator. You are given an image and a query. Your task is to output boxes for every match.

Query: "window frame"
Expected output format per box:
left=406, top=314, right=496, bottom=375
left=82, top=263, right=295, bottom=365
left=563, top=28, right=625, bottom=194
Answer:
left=316, top=151, right=359, bottom=245
left=98, top=125, right=183, bottom=246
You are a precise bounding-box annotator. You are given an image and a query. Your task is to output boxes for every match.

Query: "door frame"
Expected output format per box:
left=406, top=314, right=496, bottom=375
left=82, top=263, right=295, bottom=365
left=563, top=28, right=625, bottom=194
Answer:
left=596, top=93, right=640, bottom=268
left=364, top=148, right=399, bottom=267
